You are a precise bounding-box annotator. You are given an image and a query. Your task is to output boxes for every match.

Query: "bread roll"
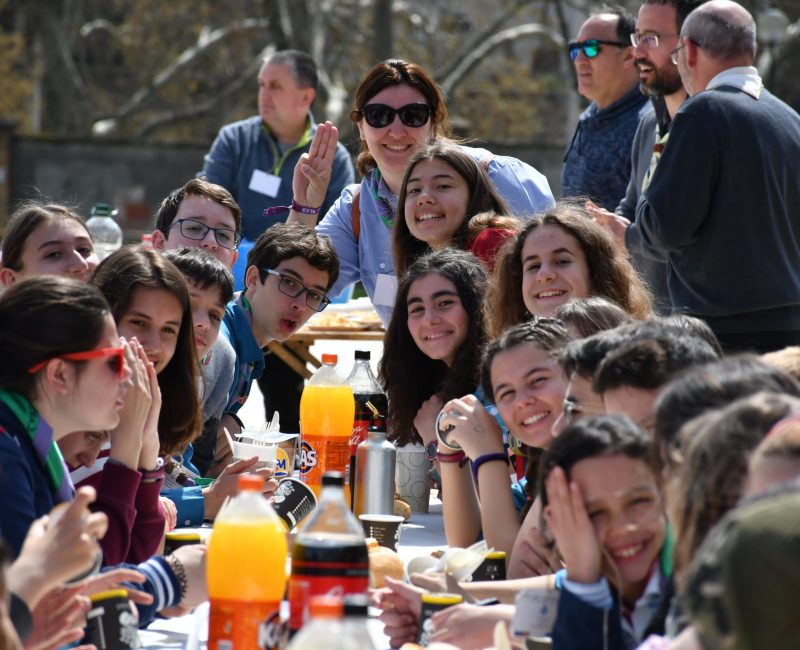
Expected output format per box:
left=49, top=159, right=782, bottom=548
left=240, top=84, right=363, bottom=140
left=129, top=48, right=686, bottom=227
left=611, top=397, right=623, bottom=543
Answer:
left=369, top=544, right=405, bottom=588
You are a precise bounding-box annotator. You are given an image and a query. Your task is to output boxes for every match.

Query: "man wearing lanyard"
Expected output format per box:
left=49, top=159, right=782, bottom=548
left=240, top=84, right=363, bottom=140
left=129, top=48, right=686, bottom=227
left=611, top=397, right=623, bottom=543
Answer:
left=202, top=49, right=355, bottom=432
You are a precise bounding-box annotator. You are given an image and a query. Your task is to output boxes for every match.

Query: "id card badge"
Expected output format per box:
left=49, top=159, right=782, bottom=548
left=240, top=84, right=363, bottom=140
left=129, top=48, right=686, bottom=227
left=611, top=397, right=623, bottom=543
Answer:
left=249, top=169, right=281, bottom=197
left=373, top=273, right=397, bottom=308
left=511, top=587, right=559, bottom=639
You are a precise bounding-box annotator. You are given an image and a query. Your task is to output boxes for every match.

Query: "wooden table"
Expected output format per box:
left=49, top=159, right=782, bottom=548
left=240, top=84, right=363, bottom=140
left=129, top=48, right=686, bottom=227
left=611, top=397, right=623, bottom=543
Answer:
left=267, top=328, right=385, bottom=380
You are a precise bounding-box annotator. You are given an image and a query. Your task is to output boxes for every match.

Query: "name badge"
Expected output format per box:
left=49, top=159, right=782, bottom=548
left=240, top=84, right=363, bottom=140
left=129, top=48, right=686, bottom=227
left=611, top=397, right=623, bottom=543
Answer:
left=249, top=170, right=282, bottom=197
left=373, top=273, right=397, bottom=308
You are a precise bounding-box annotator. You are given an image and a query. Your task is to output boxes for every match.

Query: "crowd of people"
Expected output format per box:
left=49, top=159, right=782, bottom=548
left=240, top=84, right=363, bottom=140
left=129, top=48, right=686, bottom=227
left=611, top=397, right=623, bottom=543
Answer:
left=1, top=0, right=800, bottom=648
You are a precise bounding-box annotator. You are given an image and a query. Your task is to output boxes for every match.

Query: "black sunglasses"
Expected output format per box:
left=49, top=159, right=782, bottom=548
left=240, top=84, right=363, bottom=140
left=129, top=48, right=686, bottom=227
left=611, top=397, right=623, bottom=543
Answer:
left=568, top=39, right=628, bottom=61
left=357, top=103, right=432, bottom=129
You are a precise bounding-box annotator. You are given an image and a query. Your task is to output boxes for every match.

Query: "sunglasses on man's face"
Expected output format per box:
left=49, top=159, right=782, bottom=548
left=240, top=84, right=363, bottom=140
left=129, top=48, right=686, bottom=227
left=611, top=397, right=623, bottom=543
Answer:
left=357, top=103, right=432, bottom=129
left=568, top=39, right=628, bottom=61
left=28, top=346, right=127, bottom=380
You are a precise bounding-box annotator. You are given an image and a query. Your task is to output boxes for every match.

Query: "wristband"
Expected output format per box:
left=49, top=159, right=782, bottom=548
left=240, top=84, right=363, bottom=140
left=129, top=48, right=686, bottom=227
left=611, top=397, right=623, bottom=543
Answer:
left=263, top=201, right=321, bottom=217
left=471, top=452, right=510, bottom=482
left=437, top=450, right=469, bottom=468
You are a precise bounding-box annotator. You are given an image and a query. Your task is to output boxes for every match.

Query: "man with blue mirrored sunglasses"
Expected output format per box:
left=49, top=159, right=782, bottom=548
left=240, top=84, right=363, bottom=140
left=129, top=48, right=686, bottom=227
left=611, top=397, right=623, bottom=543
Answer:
left=561, top=8, right=649, bottom=212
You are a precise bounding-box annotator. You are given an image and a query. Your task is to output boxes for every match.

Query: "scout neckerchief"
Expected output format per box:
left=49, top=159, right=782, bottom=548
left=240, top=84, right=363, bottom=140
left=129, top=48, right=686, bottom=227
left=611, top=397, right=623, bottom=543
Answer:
left=0, top=389, right=74, bottom=502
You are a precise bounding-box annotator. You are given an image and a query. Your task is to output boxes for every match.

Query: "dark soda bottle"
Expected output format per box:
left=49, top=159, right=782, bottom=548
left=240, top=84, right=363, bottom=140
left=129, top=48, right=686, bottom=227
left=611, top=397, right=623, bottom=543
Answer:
left=346, top=350, right=388, bottom=508
left=288, top=472, right=368, bottom=638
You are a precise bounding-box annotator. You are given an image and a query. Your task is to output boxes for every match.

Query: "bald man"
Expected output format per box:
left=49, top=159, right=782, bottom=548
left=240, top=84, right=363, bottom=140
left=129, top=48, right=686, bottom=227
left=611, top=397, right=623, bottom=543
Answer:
left=607, top=0, right=800, bottom=354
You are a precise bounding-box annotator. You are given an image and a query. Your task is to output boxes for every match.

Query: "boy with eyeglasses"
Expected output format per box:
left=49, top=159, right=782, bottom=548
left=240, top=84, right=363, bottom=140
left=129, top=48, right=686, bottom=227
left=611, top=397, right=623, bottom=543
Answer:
left=213, top=222, right=339, bottom=468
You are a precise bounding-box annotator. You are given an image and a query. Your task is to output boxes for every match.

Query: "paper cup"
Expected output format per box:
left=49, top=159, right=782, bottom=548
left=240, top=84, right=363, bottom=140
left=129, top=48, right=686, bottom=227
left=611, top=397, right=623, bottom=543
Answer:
left=272, top=477, right=317, bottom=531
left=359, top=514, right=404, bottom=551
left=395, top=443, right=431, bottom=513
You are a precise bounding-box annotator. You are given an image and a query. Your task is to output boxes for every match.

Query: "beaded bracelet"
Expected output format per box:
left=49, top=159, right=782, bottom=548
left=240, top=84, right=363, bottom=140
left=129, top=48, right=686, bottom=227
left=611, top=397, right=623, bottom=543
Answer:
left=166, top=554, right=188, bottom=602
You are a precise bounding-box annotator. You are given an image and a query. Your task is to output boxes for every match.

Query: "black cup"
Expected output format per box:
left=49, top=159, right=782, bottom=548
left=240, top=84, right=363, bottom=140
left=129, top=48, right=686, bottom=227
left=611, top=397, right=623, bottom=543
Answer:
left=359, top=514, right=404, bottom=551
left=273, top=477, right=317, bottom=531
left=82, top=590, right=140, bottom=649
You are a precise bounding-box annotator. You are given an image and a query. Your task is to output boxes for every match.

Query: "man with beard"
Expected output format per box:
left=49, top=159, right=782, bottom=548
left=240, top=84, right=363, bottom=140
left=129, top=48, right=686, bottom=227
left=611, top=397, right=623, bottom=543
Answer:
left=600, top=0, right=800, bottom=353
left=589, top=0, right=704, bottom=314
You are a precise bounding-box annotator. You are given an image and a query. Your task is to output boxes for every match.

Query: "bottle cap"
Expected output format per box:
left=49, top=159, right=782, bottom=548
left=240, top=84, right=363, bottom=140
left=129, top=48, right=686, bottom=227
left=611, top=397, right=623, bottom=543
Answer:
left=321, top=471, right=344, bottom=487
left=90, top=203, right=119, bottom=218
left=238, top=473, right=265, bottom=491
left=321, top=353, right=338, bottom=365
left=309, top=594, right=343, bottom=619
left=354, top=350, right=370, bottom=360
left=343, top=594, right=369, bottom=618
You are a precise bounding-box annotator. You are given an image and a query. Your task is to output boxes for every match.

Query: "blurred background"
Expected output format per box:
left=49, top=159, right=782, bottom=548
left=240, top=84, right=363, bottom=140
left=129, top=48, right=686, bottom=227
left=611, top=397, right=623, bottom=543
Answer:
left=0, top=0, right=797, bottom=237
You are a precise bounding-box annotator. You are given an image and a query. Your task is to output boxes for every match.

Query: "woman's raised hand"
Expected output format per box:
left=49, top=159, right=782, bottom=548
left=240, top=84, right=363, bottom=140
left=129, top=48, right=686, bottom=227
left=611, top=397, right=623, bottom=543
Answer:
left=138, top=340, right=162, bottom=470
left=292, top=121, right=339, bottom=211
left=543, top=466, right=602, bottom=584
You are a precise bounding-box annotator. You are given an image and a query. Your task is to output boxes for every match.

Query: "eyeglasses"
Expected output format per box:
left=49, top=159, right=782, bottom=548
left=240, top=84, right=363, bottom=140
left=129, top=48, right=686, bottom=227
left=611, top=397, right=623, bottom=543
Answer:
left=562, top=398, right=605, bottom=427
left=167, top=218, right=241, bottom=250
left=568, top=39, right=627, bottom=61
left=28, top=346, right=126, bottom=379
left=357, top=103, right=432, bottom=129
left=670, top=43, right=686, bottom=65
left=262, top=269, right=331, bottom=312
left=630, top=32, right=678, bottom=49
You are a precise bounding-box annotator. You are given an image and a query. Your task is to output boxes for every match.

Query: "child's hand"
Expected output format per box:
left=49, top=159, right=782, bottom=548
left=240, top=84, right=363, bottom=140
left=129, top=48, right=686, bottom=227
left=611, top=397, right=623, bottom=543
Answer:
left=543, top=466, right=602, bottom=584
left=439, top=395, right=504, bottom=460
left=413, top=395, right=444, bottom=446
left=109, top=338, right=152, bottom=469
left=377, top=577, right=424, bottom=649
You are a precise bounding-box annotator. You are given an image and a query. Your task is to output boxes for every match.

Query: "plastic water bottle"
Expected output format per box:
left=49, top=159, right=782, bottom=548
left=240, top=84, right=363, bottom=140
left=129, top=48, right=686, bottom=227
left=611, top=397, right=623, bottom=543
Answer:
left=85, top=203, right=123, bottom=260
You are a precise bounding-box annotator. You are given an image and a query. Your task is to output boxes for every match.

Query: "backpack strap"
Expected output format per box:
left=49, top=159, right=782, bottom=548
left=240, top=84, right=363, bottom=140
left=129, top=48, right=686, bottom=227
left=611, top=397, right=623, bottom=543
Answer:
left=351, top=186, right=361, bottom=243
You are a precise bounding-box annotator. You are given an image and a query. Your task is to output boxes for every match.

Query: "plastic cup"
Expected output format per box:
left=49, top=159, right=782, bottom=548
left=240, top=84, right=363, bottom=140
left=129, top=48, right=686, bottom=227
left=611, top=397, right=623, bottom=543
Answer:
left=359, top=514, right=404, bottom=551
left=395, top=443, right=431, bottom=513
left=272, top=477, right=318, bottom=531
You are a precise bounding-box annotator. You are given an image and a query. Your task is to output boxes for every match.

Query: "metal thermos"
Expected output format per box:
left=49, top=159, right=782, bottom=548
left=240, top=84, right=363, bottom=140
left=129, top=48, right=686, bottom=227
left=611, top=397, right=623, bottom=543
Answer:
left=353, top=426, right=396, bottom=517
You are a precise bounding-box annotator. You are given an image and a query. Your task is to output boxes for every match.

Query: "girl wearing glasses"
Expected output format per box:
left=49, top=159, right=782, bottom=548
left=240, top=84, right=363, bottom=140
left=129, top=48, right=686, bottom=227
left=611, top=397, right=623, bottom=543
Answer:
left=394, top=140, right=520, bottom=277
left=0, top=277, right=130, bottom=554
left=488, top=202, right=652, bottom=337
left=289, top=59, right=554, bottom=325
left=0, top=202, right=99, bottom=286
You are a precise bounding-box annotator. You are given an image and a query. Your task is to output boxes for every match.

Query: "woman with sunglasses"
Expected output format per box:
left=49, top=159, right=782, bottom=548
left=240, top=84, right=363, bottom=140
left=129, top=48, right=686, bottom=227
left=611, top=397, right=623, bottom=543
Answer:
left=288, top=59, right=555, bottom=324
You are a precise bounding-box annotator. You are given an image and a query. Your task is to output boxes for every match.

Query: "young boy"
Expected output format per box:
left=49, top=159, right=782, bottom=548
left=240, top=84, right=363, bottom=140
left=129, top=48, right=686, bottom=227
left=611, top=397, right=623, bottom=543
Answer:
left=216, top=222, right=339, bottom=468
left=152, top=178, right=241, bottom=270
left=162, top=247, right=234, bottom=476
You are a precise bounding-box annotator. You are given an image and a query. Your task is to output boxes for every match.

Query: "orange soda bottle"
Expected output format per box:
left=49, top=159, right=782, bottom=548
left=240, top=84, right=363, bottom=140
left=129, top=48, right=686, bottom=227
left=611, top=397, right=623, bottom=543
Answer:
left=207, top=474, right=288, bottom=650
left=299, top=354, right=355, bottom=500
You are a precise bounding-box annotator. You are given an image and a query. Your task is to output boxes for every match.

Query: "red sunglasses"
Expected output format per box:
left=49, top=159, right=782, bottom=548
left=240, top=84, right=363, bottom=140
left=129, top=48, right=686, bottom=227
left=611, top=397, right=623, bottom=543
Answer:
left=28, top=347, right=126, bottom=380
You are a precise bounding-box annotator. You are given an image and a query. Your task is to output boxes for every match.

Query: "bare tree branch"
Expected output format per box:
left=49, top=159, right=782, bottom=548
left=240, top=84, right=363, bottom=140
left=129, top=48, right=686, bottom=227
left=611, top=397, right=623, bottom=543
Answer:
left=439, top=23, right=564, bottom=96
left=112, top=18, right=270, bottom=123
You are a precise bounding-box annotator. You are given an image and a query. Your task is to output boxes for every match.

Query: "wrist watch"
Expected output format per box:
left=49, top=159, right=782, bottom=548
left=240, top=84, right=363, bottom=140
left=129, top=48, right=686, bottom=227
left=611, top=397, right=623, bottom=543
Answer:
left=424, top=440, right=439, bottom=462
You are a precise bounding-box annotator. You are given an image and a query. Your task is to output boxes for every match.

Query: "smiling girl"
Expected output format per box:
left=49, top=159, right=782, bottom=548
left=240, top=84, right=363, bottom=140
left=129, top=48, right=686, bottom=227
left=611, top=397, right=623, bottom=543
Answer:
left=437, top=318, right=571, bottom=553
left=0, top=202, right=99, bottom=287
left=393, top=140, right=519, bottom=276
left=541, top=414, right=669, bottom=648
left=380, top=249, right=489, bottom=448
left=488, top=203, right=652, bottom=336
